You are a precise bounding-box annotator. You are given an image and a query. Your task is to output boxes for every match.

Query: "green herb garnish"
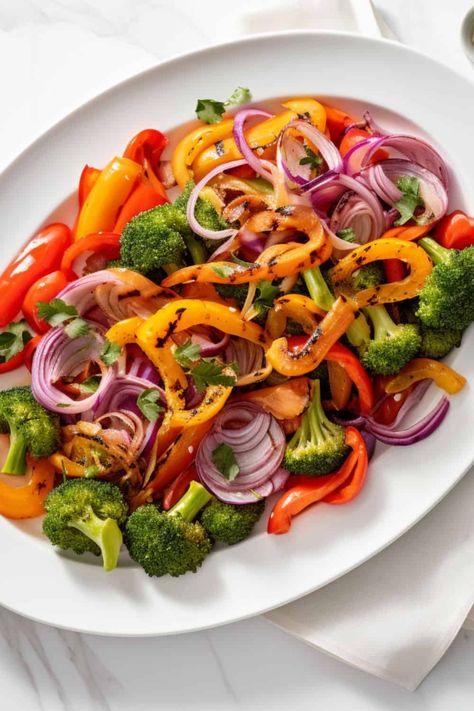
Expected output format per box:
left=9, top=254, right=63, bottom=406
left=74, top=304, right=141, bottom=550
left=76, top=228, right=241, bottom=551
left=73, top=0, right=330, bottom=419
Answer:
left=394, top=176, right=424, bottom=226
left=211, top=442, right=240, bottom=481
left=100, top=340, right=121, bottom=366
left=196, top=86, right=252, bottom=124
left=137, top=388, right=164, bottom=422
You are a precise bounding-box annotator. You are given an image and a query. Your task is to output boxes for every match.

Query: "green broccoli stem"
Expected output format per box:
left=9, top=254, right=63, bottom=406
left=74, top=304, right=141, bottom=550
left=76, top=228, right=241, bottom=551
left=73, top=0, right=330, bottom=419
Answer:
left=169, top=480, right=212, bottom=522
left=303, top=267, right=370, bottom=348
left=290, top=379, right=337, bottom=450
left=363, top=304, right=398, bottom=340
left=2, top=428, right=27, bottom=475
left=418, top=237, right=450, bottom=265
left=184, top=234, right=207, bottom=265
left=69, top=507, right=123, bottom=572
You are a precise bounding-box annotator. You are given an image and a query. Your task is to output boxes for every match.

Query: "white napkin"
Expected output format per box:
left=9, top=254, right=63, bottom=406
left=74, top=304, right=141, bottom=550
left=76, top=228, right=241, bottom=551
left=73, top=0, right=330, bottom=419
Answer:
left=255, top=0, right=474, bottom=690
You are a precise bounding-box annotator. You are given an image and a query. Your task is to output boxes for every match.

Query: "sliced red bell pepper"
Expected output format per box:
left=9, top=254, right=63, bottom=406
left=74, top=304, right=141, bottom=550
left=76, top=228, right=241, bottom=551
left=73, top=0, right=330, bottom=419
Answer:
left=227, top=164, right=257, bottom=179
left=162, top=465, right=199, bottom=510
left=322, top=427, right=368, bottom=504
left=434, top=210, right=474, bottom=250
left=60, top=232, right=121, bottom=280
left=23, top=334, right=42, bottom=372
left=383, top=258, right=406, bottom=283
left=124, top=129, right=169, bottom=201
left=287, top=337, right=374, bottom=415
left=22, top=270, right=71, bottom=333
left=339, top=127, right=389, bottom=161
left=0, top=350, right=25, bottom=374
left=322, top=104, right=357, bottom=144
left=267, top=427, right=363, bottom=534
left=78, top=165, right=101, bottom=208
left=0, top=223, right=72, bottom=328
left=114, top=182, right=167, bottom=233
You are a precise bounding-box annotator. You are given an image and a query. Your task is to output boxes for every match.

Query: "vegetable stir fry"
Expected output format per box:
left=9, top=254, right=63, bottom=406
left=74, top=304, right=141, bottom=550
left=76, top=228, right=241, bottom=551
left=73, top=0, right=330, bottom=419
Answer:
left=0, top=89, right=471, bottom=577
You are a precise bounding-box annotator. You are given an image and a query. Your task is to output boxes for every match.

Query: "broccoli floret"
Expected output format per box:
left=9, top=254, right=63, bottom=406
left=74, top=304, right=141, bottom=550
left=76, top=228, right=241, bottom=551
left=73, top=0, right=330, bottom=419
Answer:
left=125, top=481, right=213, bottom=577
left=359, top=305, right=421, bottom=375
left=303, top=267, right=370, bottom=348
left=0, top=386, right=59, bottom=475
left=416, top=238, right=474, bottom=330
left=43, top=479, right=127, bottom=572
left=283, top=380, right=349, bottom=476
left=201, top=500, right=264, bottom=545
left=215, top=283, right=249, bottom=308
left=350, top=262, right=385, bottom=291
left=419, top=326, right=463, bottom=359
left=175, top=181, right=231, bottom=255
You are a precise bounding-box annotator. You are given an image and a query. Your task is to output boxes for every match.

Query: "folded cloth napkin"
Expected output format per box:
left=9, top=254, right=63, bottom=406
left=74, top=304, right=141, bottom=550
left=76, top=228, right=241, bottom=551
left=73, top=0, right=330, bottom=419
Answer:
left=266, top=470, right=474, bottom=690
left=251, top=0, right=474, bottom=690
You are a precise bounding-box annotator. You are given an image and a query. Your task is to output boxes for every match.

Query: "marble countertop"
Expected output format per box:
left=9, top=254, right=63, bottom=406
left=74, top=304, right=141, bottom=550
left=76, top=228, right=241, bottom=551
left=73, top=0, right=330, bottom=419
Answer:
left=0, top=0, right=473, bottom=708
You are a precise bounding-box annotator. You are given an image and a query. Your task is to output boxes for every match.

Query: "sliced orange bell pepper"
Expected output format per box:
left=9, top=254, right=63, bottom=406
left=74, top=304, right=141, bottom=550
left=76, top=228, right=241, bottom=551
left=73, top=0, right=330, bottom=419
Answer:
left=75, top=157, right=142, bottom=240
left=0, top=457, right=55, bottom=519
left=329, top=238, right=433, bottom=307
left=162, top=206, right=331, bottom=287
left=328, top=360, right=353, bottom=411
left=190, top=98, right=327, bottom=182
left=384, top=358, right=466, bottom=395
left=114, top=182, right=168, bottom=233
left=49, top=452, right=86, bottom=478
left=172, top=118, right=235, bottom=188
left=266, top=293, right=326, bottom=339
left=234, top=377, right=312, bottom=419
left=381, top=224, right=432, bottom=242
left=266, top=295, right=356, bottom=377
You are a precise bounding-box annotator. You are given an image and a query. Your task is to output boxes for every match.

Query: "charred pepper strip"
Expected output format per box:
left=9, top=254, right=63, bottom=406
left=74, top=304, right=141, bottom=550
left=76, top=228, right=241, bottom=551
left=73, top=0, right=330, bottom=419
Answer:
left=328, top=238, right=433, bottom=307
left=384, top=358, right=466, bottom=395
left=266, top=293, right=326, bottom=338
left=162, top=206, right=331, bottom=287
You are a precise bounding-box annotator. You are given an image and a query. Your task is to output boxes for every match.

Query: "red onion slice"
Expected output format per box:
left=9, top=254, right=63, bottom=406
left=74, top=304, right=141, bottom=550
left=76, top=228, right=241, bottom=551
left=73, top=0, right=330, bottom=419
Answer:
left=196, top=401, right=286, bottom=504
left=278, top=120, right=343, bottom=190
left=59, top=271, right=123, bottom=315
left=232, top=109, right=275, bottom=182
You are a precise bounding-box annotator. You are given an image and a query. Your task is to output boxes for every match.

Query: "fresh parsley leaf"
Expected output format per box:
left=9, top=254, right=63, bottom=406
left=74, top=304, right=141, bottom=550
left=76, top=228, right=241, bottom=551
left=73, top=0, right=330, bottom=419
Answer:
left=64, top=317, right=90, bottom=339
left=174, top=340, right=202, bottom=369
left=211, top=442, right=240, bottom=481
left=225, top=86, right=252, bottom=107
left=78, top=375, right=101, bottom=394
left=196, top=86, right=252, bottom=123
left=37, top=298, right=78, bottom=326
left=137, top=388, right=164, bottom=422
left=299, top=145, right=323, bottom=172
left=0, top=319, right=33, bottom=363
left=190, top=360, right=237, bottom=392
left=394, top=176, right=424, bottom=226
left=253, top=281, right=280, bottom=317
left=100, top=340, right=121, bottom=366
left=336, top=228, right=357, bottom=243
left=212, top=264, right=238, bottom=278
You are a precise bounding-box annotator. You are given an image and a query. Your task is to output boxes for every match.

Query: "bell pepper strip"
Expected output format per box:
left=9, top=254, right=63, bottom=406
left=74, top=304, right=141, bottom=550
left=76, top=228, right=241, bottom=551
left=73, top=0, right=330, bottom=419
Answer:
left=380, top=224, right=432, bottom=242
left=372, top=381, right=416, bottom=426
left=181, top=282, right=229, bottom=304
left=191, top=99, right=327, bottom=182
left=114, top=182, right=168, bottom=234
left=384, top=358, right=466, bottom=396
left=0, top=350, right=25, bottom=374
left=0, top=457, right=56, bottom=519
left=322, top=104, right=358, bottom=144
left=22, top=270, right=71, bottom=333
left=123, top=128, right=168, bottom=167
left=322, top=427, right=368, bottom=505
left=74, top=156, right=142, bottom=240
left=266, top=295, right=356, bottom=377
left=266, top=293, right=326, bottom=339
left=49, top=452, right=86, bottom=478
left=23, top=334, right=42, bottom=372
left=267, top=427, right=361, bottom=534
left=339, top=127, right=389, bottom=162
left=286, top=338, right=374, bottom=415
left=234, top=377, right=312, bottom=420
left=132, top=419, right=215, bottom=508
left=172, top=118, right=235, bottom=188
left=162, top=465, right=199, bottom=510
left=383, top=258, right=406, bottom=283
left=0, top=223, right=72, bottom=327
left=78, top=165, right=101, bottom=208
left=60, top=232, right=121, bottom=280
left=328, top=360, right=353, bottom=411
left=328, top=238, right=433, bottom=307
left=162, top=206, right=331, bottom=287
left=434, top=210, right=474, bottom=250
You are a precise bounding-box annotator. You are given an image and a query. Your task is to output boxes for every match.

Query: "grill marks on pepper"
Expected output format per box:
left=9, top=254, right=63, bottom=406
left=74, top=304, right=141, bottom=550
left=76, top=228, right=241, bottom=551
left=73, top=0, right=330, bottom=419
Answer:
left=155, top=307, right=186, bottom=347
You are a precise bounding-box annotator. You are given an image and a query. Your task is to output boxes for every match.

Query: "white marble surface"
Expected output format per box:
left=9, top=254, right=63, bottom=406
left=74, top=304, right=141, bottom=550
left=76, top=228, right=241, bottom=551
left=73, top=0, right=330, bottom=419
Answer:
left=0, top=0, right=473, bottom=708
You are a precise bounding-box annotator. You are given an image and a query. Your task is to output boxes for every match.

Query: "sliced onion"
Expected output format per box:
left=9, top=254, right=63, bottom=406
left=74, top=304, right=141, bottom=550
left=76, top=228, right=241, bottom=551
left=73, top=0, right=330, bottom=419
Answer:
left=224, top=338, right=271, bottom=385
left=95, top=410, right=145, bottom=455
left=366, top=396, right=449, bottom=445
left=362, top=159, right=448, bottom=224
left=278, top=119, right=343, bottom=189
left=196, top=401, right=287, bottom=504
left=59, top=271, right=123, bottom=315
left=190, top=329, right=230, bottom=357
left=232, top=109, right=275, bottom=182
left=31, top=323, right=115, bottom=414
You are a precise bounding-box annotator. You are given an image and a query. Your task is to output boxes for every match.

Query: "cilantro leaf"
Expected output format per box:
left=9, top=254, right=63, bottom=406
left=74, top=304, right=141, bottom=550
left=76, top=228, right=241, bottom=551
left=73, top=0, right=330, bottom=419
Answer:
left=394, top=176, right=424, bottom=226
left=189, top=360, right=237, bottom=392
left=0, top=319, right=33, bottom=363
left=64, top=317, right=90, bottom=339
left=100, top=340, right=121, bottom=366
left=211, top=442, right=240, bottom=481
left=299, top=145, right=323, bottom=172
left=336, top=228, right=357, bottom=243
left=196, top=87, right=252, bottom=124
left=137, top=388, right=164, bottom=422
left=78, top=376, right=101, bottom=394
left=253, top=280, right=280, bottom=317
left=37, top=298, right=78, bottom=326
left=174, top=340, right=202, bottom=369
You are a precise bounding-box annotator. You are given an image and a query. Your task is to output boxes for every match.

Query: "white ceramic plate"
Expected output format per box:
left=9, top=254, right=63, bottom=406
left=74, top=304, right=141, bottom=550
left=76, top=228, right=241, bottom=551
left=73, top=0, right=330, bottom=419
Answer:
left=0, top=31, right=473, bottom=636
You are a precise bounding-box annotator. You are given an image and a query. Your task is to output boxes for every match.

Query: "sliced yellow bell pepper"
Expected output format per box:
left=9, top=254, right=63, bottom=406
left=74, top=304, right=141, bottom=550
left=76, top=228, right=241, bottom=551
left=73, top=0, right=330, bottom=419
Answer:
left=328, top=238, right=433, bottom=307
left=171, top=119, right=235, bottom=188
left=385, top=358, right=466, bottom=395
left=266, top=293, right=326, bottom=339
left=189, top=98, right=327, bottom=183
left=75, top=156, right=142, bottom=240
